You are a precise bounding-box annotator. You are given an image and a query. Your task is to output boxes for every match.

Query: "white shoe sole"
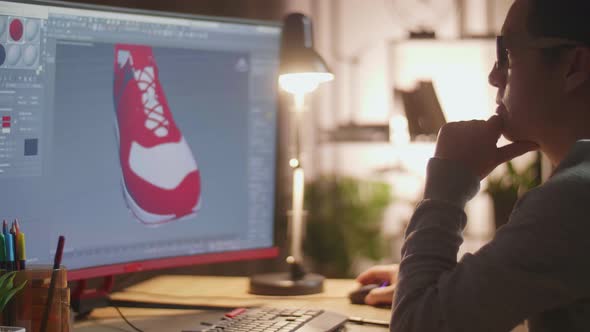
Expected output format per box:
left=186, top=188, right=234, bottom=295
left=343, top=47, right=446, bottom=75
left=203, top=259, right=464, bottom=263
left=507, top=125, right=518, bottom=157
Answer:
left=120, top=174, right=201, bottom=227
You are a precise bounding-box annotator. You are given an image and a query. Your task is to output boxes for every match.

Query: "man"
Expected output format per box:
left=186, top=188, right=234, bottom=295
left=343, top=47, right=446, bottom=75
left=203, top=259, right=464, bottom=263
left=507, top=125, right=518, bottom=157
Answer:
left=356, top=0, right=590, bottom=331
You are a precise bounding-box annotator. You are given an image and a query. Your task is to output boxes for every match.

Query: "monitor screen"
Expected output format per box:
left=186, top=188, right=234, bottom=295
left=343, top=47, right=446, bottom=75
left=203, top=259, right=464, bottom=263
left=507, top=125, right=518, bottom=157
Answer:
left=0, top=1, right=281, bottom=279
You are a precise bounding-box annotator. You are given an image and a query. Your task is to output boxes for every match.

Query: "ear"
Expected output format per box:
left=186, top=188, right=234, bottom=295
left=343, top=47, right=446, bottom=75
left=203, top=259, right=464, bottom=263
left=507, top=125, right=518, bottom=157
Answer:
left=565, top=47, right=590, bottom=93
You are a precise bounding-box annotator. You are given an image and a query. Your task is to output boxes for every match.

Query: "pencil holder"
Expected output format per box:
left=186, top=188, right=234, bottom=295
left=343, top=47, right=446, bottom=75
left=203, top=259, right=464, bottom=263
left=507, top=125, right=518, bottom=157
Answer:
left=1, top=265, right=69, bottom=332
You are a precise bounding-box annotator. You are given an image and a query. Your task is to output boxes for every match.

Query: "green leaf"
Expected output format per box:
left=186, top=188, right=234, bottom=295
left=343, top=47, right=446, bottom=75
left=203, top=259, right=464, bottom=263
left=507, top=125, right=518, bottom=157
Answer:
left=0, top=279, right=27, bottom=312
left=506, top=161, right=517, bottom=178
left=0, top=272, right=16, bottom=292
left=5, top=272, right=14, bottom=289
left=0, top=271, right=15, bottom=289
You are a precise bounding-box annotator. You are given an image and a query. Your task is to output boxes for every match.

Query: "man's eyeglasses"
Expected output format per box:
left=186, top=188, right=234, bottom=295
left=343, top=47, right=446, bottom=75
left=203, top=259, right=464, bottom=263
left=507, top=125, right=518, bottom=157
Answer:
left=496, top=35, right=587, bottom=69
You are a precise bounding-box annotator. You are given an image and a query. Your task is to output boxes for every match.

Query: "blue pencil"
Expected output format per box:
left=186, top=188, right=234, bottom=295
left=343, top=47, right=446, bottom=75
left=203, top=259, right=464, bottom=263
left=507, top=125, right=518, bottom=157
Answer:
left=4, top=232, right=14, bottom=271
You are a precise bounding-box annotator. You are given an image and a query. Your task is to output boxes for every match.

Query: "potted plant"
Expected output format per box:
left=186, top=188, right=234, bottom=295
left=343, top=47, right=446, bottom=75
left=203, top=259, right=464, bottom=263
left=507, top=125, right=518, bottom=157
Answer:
left=486, top=152, right=541, bottom=229
left=303, top=176, right=392, bottom=278
left=0, top=271, right=27, bottom=332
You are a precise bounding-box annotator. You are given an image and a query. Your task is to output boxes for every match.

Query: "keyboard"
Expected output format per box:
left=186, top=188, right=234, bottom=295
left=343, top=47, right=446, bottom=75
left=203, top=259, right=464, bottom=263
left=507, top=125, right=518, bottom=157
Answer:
left=187, top=307, right=348, bottom=332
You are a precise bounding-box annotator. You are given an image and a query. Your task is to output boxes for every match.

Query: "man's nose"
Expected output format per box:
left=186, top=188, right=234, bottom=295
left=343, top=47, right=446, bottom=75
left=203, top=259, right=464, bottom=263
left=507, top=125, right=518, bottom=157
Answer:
left=488, top=63, right=506, bottom=88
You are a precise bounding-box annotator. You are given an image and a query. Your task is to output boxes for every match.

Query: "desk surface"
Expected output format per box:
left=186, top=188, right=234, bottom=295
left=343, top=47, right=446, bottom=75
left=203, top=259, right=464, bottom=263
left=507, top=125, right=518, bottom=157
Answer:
left=73, top=276, right=391, bottom=332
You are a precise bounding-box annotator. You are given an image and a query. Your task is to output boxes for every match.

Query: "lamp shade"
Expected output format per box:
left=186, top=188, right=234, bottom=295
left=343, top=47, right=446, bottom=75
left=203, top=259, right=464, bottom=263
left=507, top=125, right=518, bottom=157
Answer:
left=279, top=13, right=333, bottom=94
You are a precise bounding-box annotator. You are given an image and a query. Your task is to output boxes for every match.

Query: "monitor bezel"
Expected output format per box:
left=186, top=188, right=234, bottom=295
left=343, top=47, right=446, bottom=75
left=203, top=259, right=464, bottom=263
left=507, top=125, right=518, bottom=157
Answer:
left=2, top=0, right=283, bottom=281
left=18, top=0, right=282, bottom=28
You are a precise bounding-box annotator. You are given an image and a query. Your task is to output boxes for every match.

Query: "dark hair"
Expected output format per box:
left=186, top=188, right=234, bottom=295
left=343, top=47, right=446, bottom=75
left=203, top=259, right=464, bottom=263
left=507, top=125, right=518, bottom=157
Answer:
left=527, top=0, right=590, bottom=62
left=527, top=0, right=590, bottom=43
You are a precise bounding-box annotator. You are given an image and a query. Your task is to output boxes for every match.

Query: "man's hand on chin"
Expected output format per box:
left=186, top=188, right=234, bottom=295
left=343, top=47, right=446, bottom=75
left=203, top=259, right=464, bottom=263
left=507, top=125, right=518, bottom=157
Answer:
left=434, top=115, right=539, bottom=180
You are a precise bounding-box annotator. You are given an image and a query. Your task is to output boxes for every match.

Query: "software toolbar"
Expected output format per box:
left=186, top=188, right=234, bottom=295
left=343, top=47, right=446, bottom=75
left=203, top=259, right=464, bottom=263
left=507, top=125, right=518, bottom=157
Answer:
left=0, top=15, right=44, bottom=177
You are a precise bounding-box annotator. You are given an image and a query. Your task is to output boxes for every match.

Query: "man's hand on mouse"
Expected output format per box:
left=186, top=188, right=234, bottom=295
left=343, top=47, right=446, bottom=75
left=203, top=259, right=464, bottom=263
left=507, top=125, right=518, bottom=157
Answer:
left=435, top=115, right=538, bottom=180
left=355, top=264, right=398, bottom=306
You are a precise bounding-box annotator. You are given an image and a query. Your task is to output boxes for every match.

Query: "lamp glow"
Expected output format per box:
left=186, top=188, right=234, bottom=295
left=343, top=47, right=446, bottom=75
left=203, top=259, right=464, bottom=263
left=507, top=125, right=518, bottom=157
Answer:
left=289, top=158, right=300, bottom=168
left=279, top=72, right=334, bottom=95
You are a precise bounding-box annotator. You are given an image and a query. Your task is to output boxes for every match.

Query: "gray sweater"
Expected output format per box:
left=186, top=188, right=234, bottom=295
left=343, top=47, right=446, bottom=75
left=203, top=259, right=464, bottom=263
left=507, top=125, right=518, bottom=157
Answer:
left=391, top=140, right=590, bottom=332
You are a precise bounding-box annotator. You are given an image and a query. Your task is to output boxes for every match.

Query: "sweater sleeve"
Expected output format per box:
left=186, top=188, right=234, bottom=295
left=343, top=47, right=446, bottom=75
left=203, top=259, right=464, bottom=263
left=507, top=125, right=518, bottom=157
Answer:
left=390, top=158, right=590, bottom=332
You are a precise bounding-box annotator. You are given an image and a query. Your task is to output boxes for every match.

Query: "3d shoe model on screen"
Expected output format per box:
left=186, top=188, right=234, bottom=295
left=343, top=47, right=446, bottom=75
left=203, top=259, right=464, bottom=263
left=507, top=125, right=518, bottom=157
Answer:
left=113, top=44, right=201, bottom=225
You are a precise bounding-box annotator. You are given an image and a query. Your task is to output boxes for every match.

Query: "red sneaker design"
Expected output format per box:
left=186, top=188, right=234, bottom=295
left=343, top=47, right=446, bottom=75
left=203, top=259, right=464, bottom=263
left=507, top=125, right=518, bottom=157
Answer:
left=113, top=44, right=201, bottom=225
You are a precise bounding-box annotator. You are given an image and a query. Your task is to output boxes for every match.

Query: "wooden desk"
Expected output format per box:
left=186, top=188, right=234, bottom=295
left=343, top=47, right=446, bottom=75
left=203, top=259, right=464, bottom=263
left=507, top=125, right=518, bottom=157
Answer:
left=73, top=276, right=391, bottom=332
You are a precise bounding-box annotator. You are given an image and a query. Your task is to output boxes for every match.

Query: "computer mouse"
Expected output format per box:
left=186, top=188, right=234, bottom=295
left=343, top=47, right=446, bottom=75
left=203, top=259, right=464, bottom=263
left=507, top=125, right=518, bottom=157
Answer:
left=348, top=283, right=380, bottom=305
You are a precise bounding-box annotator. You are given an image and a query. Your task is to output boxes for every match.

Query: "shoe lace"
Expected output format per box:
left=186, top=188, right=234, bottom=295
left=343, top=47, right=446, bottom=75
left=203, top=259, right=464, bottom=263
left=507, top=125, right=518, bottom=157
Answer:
left=134, top=66, right=170, bottom=138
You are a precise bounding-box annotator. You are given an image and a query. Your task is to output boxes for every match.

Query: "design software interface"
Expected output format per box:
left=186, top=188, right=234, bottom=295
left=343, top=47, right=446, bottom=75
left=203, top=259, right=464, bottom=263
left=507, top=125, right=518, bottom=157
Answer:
left=0, top=1, right=280, bottom=270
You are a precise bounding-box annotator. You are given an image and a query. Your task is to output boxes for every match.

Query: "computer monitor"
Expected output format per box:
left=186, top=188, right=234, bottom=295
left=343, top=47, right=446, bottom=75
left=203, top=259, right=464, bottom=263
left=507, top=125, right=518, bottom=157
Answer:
left=0, top=0, right=281, bottom=281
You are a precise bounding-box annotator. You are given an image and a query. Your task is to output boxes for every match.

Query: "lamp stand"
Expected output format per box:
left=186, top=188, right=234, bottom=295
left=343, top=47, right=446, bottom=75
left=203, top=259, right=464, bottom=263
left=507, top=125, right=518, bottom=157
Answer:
left=248, top=262, right=324, bottom=296
left=249, top=92, right=324, bottom=296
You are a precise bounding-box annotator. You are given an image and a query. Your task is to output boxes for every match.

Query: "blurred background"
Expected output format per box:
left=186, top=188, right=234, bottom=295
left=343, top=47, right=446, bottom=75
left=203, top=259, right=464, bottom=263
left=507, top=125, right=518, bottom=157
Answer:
left=59, top=0, right=543, bottom=284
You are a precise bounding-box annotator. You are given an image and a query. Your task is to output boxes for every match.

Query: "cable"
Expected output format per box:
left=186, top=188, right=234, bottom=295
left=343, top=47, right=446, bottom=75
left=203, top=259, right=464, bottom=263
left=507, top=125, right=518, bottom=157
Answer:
left=114, top=305, right=145, bottom=332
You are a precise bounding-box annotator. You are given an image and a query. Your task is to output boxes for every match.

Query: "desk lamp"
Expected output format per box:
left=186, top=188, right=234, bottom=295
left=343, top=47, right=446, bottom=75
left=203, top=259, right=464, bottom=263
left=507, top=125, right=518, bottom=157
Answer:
left=249, top=13, right=333, bottom=295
